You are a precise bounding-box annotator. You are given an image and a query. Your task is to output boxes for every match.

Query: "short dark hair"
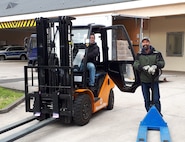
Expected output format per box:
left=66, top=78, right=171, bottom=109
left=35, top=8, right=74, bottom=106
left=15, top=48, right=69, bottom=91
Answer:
left=90, top=32, right=95, bottom=36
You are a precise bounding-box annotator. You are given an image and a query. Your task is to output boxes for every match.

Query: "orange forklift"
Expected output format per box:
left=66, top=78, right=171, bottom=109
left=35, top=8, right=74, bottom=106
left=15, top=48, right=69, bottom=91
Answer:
left=0, top=16, right=140, bottom=142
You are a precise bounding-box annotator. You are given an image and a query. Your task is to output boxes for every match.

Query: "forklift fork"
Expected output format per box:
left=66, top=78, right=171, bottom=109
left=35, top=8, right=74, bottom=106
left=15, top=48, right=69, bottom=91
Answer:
left=0, top=116, right=56, bottom=142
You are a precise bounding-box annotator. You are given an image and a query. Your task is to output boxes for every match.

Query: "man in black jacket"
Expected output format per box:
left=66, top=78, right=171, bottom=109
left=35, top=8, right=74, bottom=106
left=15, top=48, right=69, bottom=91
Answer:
left=86, top=33, right=100, bottom=87
left=133, top=37, right=165, bottom=114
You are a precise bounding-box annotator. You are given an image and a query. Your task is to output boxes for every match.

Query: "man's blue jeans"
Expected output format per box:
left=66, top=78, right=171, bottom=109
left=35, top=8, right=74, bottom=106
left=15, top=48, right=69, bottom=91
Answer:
left=80, top=62, right=96, bottom=86
left=87, top=62, right=96, bottom=86
left=141, top=82, right=161, bottom=113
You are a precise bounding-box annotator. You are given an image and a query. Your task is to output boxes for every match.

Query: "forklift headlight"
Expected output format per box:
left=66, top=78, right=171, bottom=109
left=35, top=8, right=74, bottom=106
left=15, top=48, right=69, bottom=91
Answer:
left=74, top=76, right=82, bottom=82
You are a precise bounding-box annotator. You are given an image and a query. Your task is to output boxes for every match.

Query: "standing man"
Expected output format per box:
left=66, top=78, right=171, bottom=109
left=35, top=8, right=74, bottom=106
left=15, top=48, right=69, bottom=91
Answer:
left=86, top=33, right=100, bottom=87
left=133, top=37, right=165, bottom=114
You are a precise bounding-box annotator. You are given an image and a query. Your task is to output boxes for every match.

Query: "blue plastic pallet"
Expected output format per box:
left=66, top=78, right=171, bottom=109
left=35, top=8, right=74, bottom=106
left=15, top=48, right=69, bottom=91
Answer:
left=136, top=106, right=171, bottom=142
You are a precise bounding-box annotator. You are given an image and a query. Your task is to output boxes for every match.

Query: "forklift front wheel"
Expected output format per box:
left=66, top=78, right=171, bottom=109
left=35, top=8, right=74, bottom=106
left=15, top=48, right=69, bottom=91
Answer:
left=106, top=89, right=114, bottom=110
left=73, top=94, right=92, bottom=126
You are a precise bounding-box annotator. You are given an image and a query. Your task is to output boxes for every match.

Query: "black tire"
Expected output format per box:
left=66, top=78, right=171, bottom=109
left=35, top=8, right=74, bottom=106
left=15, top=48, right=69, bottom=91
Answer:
left=20, top=55, right=27, bottom=60
left=0, top=55, right=5, bottom=61
left=73, top=94, right=92, bottom=126
left=106, top=89, right=114, bottom=110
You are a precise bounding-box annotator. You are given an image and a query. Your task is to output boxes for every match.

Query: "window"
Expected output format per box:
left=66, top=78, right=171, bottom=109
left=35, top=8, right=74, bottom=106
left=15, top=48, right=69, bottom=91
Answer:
left=8, top=47, right=13, bottom=51
left=7, top=46, right=25, bottom=51
left=14, top=46, right=25, bottom=50
left=72, top=28, right=88, bottom=43
left=166, top=32, right=184, bottom=57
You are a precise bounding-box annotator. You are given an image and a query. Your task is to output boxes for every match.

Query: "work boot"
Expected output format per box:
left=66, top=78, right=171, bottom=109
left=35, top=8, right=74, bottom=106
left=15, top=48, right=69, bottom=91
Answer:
left=89, top=86, right=98, bottom=96
left=89, top=85, right=95, bottom=92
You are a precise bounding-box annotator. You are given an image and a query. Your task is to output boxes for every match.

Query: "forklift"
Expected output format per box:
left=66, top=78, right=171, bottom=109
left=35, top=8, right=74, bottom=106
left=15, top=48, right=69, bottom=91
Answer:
left=0, top=16, right=140, bottom=141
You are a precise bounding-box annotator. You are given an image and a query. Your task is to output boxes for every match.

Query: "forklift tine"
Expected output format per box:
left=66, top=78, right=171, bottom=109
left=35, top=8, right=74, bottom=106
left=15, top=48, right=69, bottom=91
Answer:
left=0, top=118, right=56, bottom=142
left=0, top=116, right=37, bottom=134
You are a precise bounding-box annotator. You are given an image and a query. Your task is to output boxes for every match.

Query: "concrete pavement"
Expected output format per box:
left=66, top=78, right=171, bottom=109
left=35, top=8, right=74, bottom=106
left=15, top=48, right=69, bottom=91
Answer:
left=0, top=61, right=185, bottom=142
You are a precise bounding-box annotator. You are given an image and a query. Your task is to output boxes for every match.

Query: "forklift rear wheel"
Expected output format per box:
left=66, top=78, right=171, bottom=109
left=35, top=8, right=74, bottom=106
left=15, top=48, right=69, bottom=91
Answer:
left=73, top=94, right=92, bottom=126
left=106, top=89, right=114, bottom=110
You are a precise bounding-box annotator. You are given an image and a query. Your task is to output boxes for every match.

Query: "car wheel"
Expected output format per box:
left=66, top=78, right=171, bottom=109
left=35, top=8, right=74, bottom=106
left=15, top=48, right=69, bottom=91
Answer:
left=20, top=55, right=27, bottom=60
left=73, top=94, right=92, bottom=126
left=0, top=55, right=5, bottom=61
left=106, top=89, right=114, bottom=110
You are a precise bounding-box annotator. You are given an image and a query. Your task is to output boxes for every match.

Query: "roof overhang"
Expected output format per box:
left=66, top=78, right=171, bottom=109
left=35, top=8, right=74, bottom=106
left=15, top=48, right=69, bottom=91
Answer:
left=0, top=0, right=185, bottom=22
left=112, top=14, right=150, bottom=20
left=116, top=2, right=185, bottom=17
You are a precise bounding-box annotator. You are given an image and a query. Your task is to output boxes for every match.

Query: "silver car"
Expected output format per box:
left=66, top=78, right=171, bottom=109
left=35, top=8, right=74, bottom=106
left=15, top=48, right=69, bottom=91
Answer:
left=0, top=45, right=27, bottom=60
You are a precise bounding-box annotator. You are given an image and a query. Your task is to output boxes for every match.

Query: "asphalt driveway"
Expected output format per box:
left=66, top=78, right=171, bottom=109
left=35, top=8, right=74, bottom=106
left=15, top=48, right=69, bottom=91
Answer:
left=0, top=61, right=185, bottom=142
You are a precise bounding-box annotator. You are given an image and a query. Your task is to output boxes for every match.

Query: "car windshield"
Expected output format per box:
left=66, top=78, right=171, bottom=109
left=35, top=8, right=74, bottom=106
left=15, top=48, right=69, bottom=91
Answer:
left=0, top=47, right=7, bottom=51
left=29, top=37, right=37, bottom=49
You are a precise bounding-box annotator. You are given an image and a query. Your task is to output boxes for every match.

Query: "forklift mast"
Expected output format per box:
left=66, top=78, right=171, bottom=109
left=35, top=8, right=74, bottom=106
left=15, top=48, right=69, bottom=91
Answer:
left=36, top=16, right=74, bottom=89
left=25, top=16, right=76, bottom=120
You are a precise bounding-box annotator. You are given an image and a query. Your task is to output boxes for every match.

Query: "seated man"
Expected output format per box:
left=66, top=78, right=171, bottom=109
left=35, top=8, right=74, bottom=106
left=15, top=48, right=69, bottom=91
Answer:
left=82, top=33, right=100, bottom=87
left=87, top=33, right=100, bottom=87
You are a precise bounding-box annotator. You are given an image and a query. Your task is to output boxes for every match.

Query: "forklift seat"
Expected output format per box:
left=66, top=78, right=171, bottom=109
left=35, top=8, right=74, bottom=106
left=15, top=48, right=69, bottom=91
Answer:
left=95, top=71, right=106, bottom=86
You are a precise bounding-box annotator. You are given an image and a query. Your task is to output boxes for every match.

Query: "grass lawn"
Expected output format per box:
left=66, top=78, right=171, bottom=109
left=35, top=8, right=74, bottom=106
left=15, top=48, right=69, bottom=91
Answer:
left=0, top=87, right=24, bottom=109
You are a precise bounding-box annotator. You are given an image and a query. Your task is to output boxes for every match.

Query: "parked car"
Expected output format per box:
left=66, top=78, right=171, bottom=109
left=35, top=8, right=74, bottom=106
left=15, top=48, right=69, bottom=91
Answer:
left=0, top=45, right=27, bottom=60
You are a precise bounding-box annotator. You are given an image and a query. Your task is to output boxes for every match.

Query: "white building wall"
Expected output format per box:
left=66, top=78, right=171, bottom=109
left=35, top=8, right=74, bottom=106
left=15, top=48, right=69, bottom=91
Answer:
left=74, top=14, right=112, bottom=26
left=144, top=16, right=185, bottom=71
